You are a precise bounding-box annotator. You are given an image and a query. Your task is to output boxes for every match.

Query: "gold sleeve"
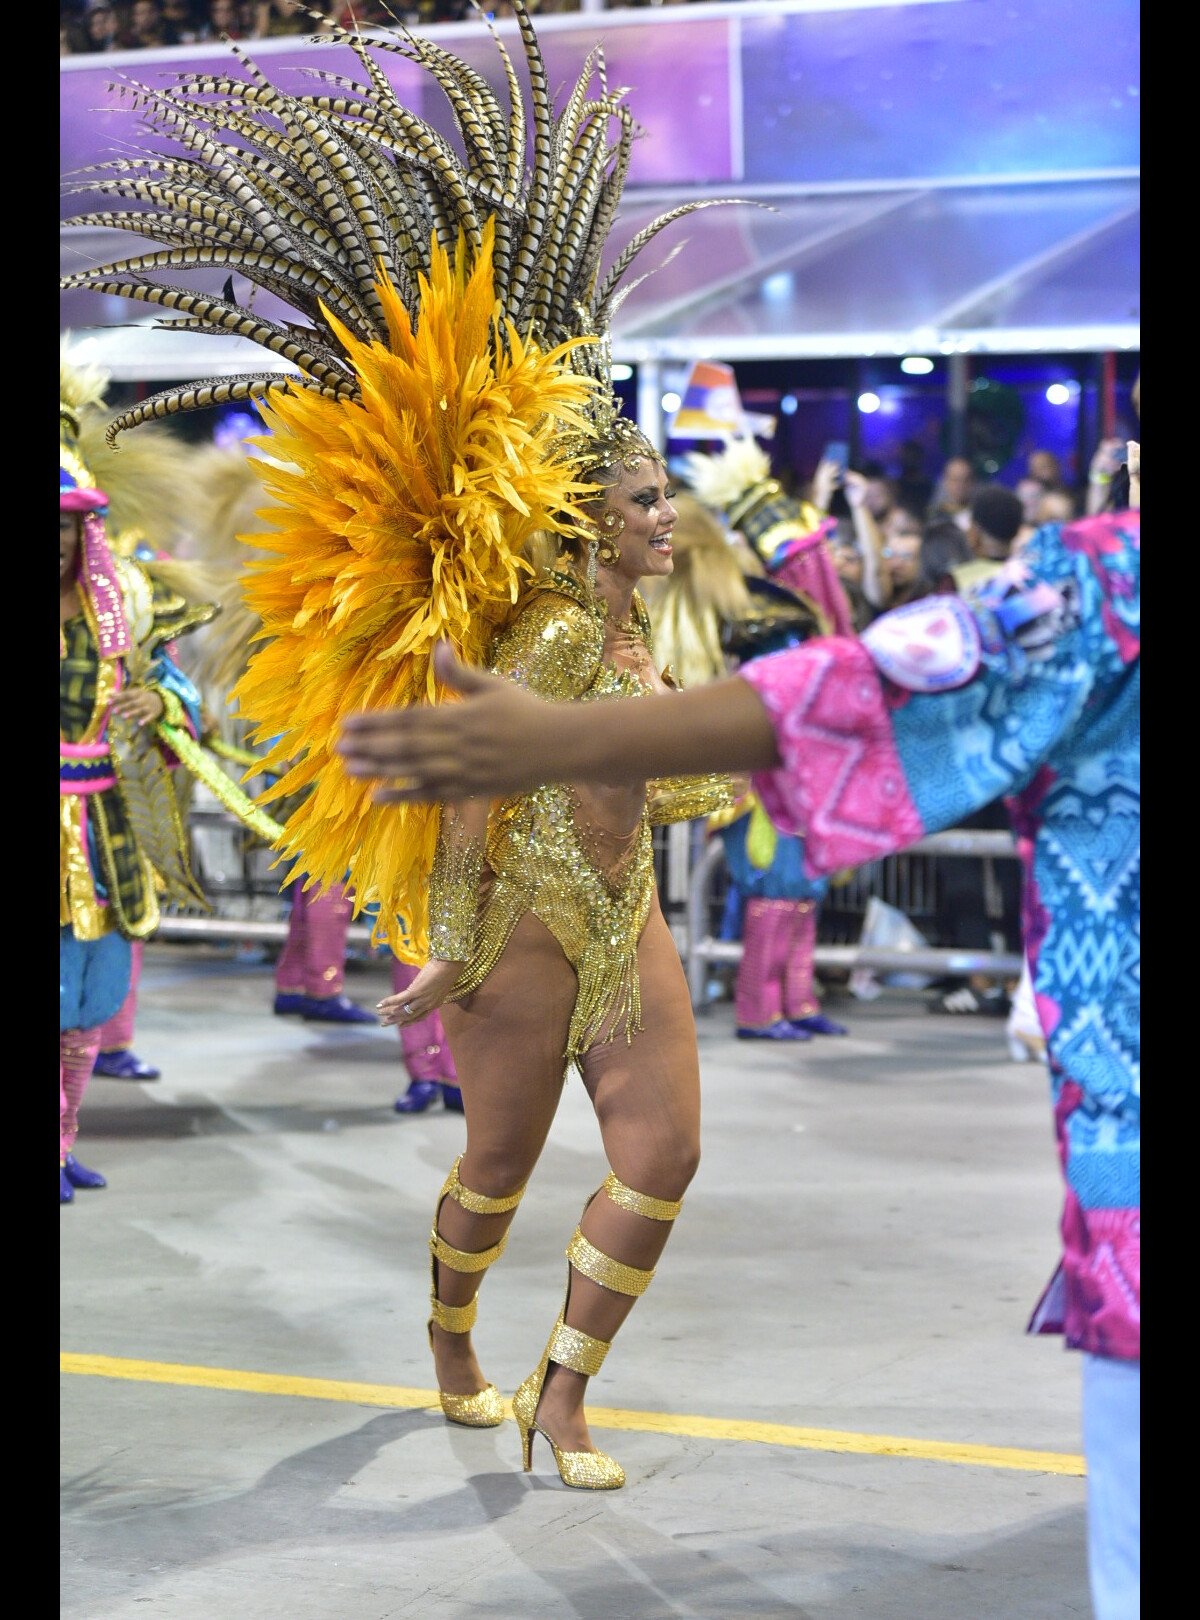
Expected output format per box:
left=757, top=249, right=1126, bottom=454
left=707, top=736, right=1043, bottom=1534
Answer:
left=646, top=773, right=736, bottom=827
left=488, top=589, right=603, bottom=699
left=428, top=804, right=485, bottom=963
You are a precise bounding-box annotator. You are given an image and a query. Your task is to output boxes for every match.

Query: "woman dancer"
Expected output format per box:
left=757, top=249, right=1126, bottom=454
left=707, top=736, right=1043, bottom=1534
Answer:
left=63, top=0, right=741, bottom=1486
left=378, top=428, right=729, bottom=1486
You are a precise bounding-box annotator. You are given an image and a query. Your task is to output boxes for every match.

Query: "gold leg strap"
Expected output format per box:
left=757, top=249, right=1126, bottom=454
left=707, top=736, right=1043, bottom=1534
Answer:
left=547, top=1318, right=611, bottom=1378
left=431, top=1227, right=509, bottom=1273
left=430, top=1295, right=478, bottom=1334
left=602, top=1171, right=683, bottom=1222
left=441, top=1155, right=526, bottom=1216
left=566, top=1227, right=654, bottom=1297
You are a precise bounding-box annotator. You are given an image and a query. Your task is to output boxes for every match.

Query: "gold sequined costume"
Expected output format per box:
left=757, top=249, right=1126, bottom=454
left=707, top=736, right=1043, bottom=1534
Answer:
left=64, top=0, right=745, bottom=1488
left=430, top=569, right=731, bottom=1068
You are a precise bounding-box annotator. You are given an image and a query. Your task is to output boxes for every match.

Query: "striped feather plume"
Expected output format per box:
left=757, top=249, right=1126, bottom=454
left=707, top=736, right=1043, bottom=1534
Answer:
left=60, top=1, right=744, bottom=436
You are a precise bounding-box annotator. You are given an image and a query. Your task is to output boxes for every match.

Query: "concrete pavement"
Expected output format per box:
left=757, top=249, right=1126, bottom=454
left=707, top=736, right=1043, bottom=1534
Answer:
left=61, top=946, right=1089, bottom=1619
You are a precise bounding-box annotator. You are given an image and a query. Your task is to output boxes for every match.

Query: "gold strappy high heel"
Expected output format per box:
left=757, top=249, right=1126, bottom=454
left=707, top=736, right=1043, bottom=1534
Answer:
left=428, top=1155, right=525, bottom=1428
left=512, top=1173, right=682, bottom=1489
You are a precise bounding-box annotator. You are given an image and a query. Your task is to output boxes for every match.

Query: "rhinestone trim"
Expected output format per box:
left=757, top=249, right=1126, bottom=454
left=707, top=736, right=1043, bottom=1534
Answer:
left=566, top=1227, right=654, bottom=1296
left=602, top=1172, right=683, bottom=1223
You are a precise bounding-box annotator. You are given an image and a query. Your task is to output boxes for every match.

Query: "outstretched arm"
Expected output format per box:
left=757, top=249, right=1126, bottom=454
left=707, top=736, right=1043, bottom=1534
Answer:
left=338, top=642, right=780, bottom=803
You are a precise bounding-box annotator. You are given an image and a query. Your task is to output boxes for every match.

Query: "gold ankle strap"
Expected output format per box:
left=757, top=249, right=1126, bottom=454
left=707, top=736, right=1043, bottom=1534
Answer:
left=431, top=1227, right=509, bottom=1274
left=430, top=1295, right=478, bottom=1334
left=441, top=1156, right=526, bottom=1216
left=547, top=1318, right=610, bottom=1377
left=566, top=1227, right=654, bottom=1297
left=602, top=1171, right=682, bottom=1222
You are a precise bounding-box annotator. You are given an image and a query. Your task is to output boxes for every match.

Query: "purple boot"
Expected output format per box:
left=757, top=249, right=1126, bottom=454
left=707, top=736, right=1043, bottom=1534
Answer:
left=60, top=1166, right=74, bottom=1204
left=301, top=994, right=376, bottom=1025
left=395, top=1081, right=465, bottom=1114
left=92, top=1048, right=161, bottom=1080
left=63, top=1153, right=107, bottom=1190
left=737, top=1020, right=813, bottom=1042
left=789, top=1015, right=848, bottom=1037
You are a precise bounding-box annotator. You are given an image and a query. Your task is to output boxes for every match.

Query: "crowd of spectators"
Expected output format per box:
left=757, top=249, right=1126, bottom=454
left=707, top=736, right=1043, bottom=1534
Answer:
left=807, top=435, right=1132, bottom=635
left=60, top=0, right=729, bottom=52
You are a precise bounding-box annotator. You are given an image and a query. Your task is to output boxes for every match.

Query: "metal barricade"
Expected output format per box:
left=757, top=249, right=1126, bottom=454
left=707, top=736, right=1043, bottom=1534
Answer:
left=159, top=810, right=1023, bottom=990
left=685, top=833, right=1024, bottom=1008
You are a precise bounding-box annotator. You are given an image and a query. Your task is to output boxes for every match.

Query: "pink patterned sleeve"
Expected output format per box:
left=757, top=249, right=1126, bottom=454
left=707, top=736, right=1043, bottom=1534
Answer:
left=738, top=640, right=925, bottom=877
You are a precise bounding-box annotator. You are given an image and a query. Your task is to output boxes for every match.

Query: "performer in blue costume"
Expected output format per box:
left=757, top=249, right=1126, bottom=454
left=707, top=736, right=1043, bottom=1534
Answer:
left=340, top=438, right=1140, bottom=1613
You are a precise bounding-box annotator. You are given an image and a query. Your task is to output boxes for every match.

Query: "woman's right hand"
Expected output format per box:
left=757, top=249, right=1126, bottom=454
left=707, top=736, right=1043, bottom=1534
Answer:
left=377, top=957, right=465, bottom=1025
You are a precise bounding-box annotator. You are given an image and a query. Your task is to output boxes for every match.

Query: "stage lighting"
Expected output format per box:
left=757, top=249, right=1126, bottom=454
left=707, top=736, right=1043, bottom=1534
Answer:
left=857, top=392, right=881, bottom=414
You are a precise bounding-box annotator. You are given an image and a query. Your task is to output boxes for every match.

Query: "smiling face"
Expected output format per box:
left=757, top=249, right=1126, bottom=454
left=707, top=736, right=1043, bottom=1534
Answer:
left=591, top=459, right=678, bottom=586
left=60, top=510, right=81, bottom=585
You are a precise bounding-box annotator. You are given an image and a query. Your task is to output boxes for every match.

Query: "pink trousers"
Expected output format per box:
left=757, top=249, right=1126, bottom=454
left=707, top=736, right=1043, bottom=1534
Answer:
left=61, top=1027, right=103, bottom=1160
left=99, top=939, right=142, bottom=1052
left=391, top=961, right=458, bottom=1083
left=735, top=898, right=820, bottom=1029
left=275, top=884, right=352, bottom=998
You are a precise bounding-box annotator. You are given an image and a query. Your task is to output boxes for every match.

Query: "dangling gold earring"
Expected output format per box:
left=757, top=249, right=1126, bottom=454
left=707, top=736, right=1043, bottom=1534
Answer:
left=596, top=508, right=624, bottom=568
left=586, top=537, right=599, bottom=591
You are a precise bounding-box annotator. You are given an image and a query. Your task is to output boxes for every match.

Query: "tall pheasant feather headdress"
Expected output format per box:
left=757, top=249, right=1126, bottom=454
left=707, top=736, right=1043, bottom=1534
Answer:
left=60, top=0, right=743, bottom=957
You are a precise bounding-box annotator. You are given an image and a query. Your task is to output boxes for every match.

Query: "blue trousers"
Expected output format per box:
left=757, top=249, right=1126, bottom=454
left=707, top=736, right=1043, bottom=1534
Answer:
left=60, top=926, right=132, bottom=1032
left=1083, top=1354, right=1140, bottom=1620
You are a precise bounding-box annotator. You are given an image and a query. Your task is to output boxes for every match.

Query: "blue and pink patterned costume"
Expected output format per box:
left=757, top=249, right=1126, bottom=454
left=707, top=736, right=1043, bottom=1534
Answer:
left=740, top=511, right=1140, bottom=1361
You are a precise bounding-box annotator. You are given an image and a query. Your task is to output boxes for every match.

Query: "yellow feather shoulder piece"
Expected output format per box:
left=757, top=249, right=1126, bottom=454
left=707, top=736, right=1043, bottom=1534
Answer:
left=232, top=223, right=596, bottom=960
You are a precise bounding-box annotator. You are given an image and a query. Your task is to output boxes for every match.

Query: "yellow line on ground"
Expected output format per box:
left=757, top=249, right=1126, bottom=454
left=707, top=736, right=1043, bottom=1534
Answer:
left=60, top=1353, right=1084, bottom=1477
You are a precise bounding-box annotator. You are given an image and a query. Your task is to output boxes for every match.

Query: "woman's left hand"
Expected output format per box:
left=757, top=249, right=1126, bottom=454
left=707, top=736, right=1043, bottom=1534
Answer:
left=377, top=956, right=466, bottom=1025
left=111, top=686, right=165, bottom=728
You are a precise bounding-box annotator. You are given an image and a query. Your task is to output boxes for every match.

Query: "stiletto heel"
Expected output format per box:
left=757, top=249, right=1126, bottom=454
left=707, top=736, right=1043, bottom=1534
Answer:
left=427, top=1156, right=525, bottom=1428
left=512, top=1314, right=626, bottom=1490
left=514, top=1172, right=683, bottom=1489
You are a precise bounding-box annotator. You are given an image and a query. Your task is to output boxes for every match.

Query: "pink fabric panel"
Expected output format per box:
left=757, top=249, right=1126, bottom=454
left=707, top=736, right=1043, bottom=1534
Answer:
left=61, top=1026, right=103, bottom=1158
left=275, top=883, right=353, bottom=997
left=1059, top=1193, right=1141, bottom=1360
left=772, top=529, right=855, bottom=638
left=99, top=940, right=142, bottom=1052
left=783, top=901, right=819, bottom=1020
left=735, top=899, right=794, bottom=1028
left=740, top=640, right=925, bottom=877
left=391, top=960, right=458, bottom=1082
left=80, top=511, right=131, bottom=658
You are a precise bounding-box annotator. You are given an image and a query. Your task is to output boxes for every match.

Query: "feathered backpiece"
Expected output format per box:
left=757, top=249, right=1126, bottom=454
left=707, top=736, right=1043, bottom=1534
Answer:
left=60, top=0, right=744, bottom=957
left=639, top=493, right=757, bottom=689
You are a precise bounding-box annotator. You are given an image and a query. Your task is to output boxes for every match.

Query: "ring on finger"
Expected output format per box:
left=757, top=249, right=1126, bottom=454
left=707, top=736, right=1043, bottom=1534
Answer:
left=401, top=1002, right=414, bottom=1017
